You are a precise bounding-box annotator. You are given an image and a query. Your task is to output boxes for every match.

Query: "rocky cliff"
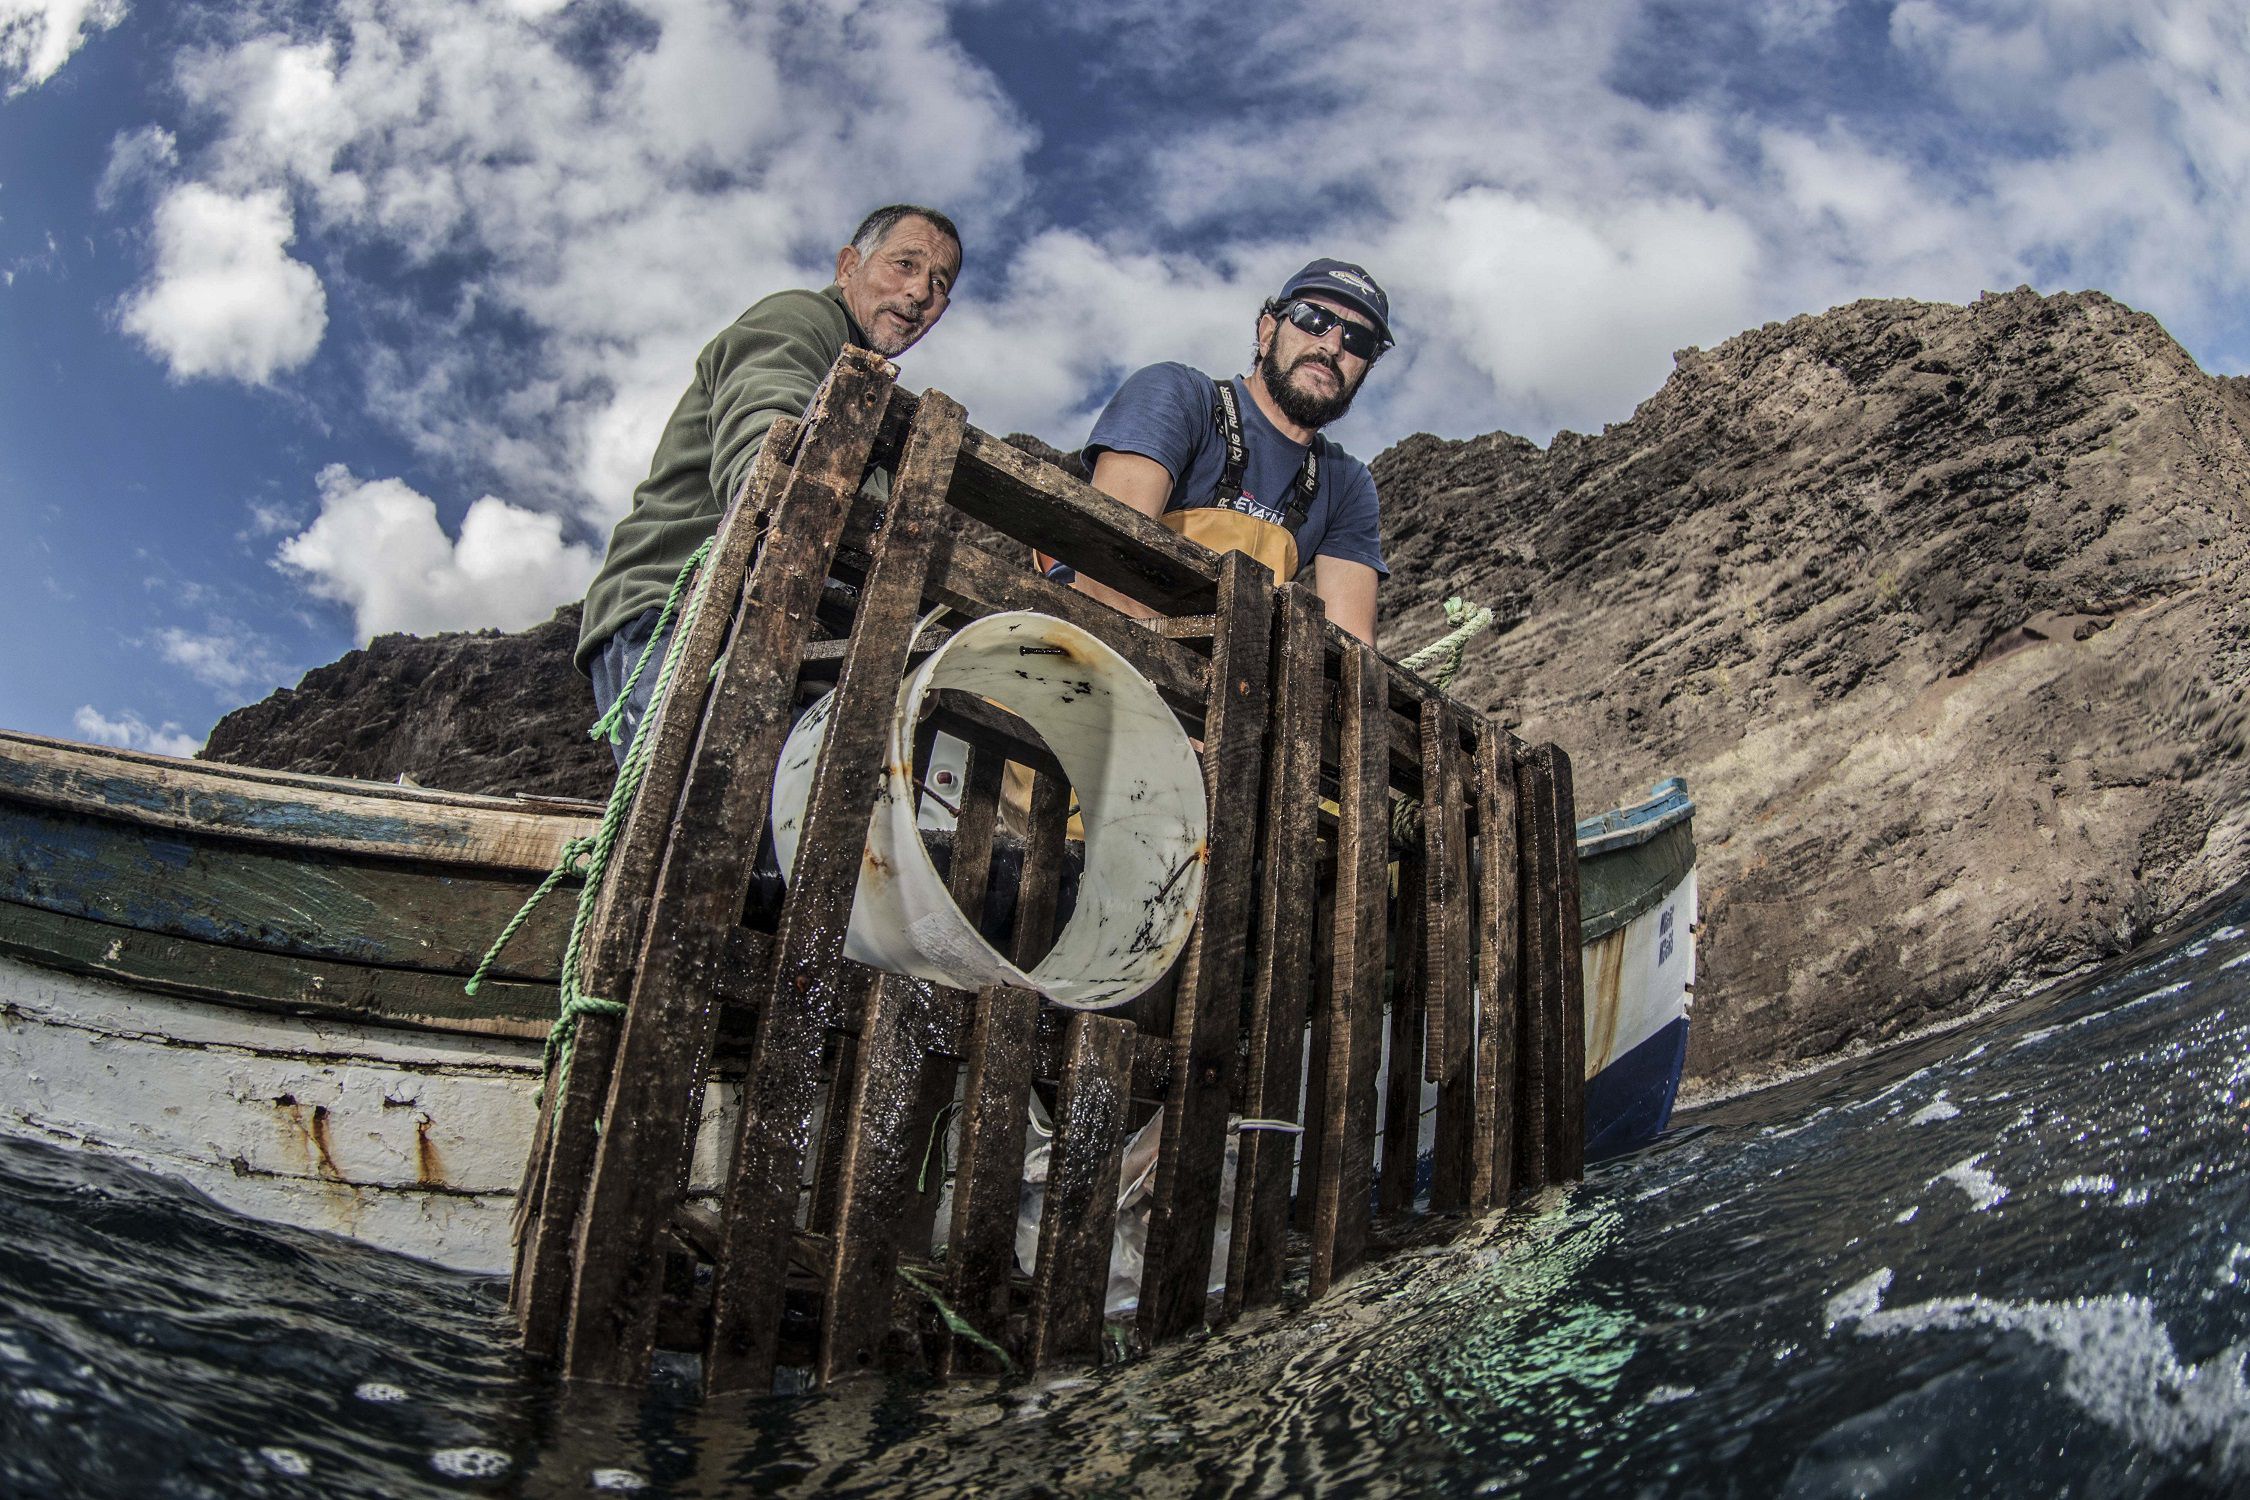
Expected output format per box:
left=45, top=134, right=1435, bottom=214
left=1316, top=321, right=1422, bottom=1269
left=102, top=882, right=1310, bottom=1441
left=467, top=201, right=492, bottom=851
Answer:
left=1373, top=287, right=2250, bottom=1086
left=200, top=605, right=618, bottom=802
left=203, top=290, right=2250, bottom=1085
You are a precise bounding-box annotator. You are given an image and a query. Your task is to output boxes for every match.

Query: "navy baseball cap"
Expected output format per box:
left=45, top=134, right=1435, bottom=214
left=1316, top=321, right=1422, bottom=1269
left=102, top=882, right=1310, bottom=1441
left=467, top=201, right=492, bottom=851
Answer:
left=1278, top=258, right=1394, bottom=348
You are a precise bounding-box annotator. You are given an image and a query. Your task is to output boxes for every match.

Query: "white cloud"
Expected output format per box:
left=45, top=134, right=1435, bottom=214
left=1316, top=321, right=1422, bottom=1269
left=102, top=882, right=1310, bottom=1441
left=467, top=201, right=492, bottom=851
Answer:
left=96, top=125, right=177, bottom=212
left=120, top=184, right=326, bottom=383
left=0, top=0, right=124, bottom=93
left=103, top=0, right=2250, bottom=641
left=73, top=705, right=200, bottom=758
left=275, top=464, right=599, bottom=640
left=154, top=623, right=287, bottom=696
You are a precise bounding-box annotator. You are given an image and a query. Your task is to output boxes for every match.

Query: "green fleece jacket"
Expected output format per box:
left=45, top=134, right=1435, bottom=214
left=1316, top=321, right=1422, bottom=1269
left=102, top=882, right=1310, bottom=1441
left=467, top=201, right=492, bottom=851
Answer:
left=576, top=284, right=871, bottom=672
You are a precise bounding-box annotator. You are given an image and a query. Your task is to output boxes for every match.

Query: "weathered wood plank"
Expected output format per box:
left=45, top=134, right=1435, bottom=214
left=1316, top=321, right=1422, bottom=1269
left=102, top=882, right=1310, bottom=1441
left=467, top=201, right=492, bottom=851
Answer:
left=941, top=983, right=1039, bottom=1376
left=1225, top=583, right=1324, bottom=1316
left=1010, top=770, right=1070, bottom=969
left=949, top=430, right=1219, bottom=618
left=1135, top=552, right=1275, bottom=1345
left=1525, top=744, right=1586, bottom=1185
left=0, top=897, right=551, bottom=1039
left=1422, top=700, right=1475, bottom=1212
left=1308, top=643, right=1389, bottom=1297
left=1028, top=1013, right=1135, bottom=1369
left=553, top=360, right=906, bottom=1385
left=1516, top=740, right=1568, bottom=1197
left=0, top=804, right=576, bottom=983
left=836, top=527, right=1210, bottom=712
left=818, top=974, right=950, bottom=1382
left=697, top=384, right=965, bottom=1396
left=1292, top=875, right=1335, bottom=1236
left=1471, top=727, right=1520, bottom=1212
left=510, top=409, right=809, bottom=1354
left=0, top=731, right=593, bottom=872
left=1379, top=851, right=1427, bottom=1218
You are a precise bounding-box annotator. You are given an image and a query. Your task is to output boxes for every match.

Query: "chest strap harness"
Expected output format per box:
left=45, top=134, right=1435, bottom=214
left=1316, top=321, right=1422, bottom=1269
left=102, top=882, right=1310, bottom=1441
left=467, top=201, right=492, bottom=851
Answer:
left=1210, top=377, right=1320, bottom=531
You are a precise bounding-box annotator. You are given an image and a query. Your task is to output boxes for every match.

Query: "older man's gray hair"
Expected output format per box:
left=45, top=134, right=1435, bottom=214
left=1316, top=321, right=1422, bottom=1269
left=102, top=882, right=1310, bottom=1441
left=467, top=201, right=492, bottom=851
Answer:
left=849, top=204, right=963, bottom=278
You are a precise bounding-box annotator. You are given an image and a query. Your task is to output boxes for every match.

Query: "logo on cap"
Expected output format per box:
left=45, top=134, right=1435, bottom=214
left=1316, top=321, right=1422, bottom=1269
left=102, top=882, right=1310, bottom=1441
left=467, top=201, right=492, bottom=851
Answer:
left=1329, top=269, right=1378, bottom=297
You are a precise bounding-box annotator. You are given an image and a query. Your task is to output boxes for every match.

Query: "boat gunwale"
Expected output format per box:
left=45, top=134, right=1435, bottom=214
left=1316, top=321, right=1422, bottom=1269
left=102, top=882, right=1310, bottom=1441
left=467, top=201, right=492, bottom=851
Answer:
left=0, top=730, right=599, bottom=874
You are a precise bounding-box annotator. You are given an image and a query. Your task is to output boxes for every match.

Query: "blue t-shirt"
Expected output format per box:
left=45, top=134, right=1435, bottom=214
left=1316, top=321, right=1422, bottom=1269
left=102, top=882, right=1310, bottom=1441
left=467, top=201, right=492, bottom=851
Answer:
left=1083, top=363, right=1387, bottom=579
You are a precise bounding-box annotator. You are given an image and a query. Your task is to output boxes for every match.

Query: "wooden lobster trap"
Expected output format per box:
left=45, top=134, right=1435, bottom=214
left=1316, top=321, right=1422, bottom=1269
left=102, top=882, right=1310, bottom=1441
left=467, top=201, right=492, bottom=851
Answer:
left=508, top=349, right=1585, bottom=1396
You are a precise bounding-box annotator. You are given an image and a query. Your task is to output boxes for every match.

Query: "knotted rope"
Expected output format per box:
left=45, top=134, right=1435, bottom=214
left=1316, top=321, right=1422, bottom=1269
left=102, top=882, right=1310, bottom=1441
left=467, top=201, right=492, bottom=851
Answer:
left=468, top=536, right=716, bottom=1098
left=1391, top=596, right=1497, bottom=849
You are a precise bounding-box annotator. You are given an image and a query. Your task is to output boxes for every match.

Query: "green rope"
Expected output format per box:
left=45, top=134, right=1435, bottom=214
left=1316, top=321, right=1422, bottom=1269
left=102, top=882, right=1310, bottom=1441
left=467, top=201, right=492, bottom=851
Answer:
left=1392, top=596, right=1498, bottom=850
left=467, top=536, right=717, bottom=1101
left=1397, top=595, right=1495, bottom=692
left=898, top=1265, right=1017, bottom=1374
left=464, top=836, right=596, bottom=998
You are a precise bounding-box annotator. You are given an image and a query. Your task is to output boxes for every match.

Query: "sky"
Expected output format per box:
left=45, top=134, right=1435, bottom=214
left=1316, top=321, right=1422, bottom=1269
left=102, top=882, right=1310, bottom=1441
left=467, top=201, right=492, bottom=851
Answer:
left=3, top=0, right=2248, bottom=755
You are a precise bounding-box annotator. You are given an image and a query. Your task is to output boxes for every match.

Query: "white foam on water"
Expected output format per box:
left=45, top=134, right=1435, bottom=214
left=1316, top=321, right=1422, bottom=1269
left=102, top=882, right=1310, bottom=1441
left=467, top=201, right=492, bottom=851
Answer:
left=1909, top=1093, right=1960, bottom=1125
left=2224, top=950, right=2250, bottom=972
left=1894, top=1206, right=1919, bottom=1224
left=1841, top=1285, right=2250, bottom=1475
left=590, top=1468, right=648, bottom=1492
left=2059, top=1175, right=2117, bottom=1197
left=430, top=1446, right=513, bottom=1479
left=2223, top=1246, right=2250, bottom=1288
left=1645, top=1384, right=1696, bottom=1404
left=1935, top=1155, right=2008, bottom=1211
left=353, top=1381, right=410, bottom=1404
left=15, top=1387, right=66, bottom=1412
left=258, top=1448, right=312, bottom=1477
left=2120, top=1185, right=2152, bottom=1207
left=1824, top=1268, right=1893, bottom=1331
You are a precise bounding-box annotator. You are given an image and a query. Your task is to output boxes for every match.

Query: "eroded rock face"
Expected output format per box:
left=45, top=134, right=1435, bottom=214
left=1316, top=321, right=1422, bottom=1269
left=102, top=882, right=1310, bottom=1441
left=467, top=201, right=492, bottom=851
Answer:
left=204, top=289, right=2250, bottom=1084
left=1373, top=287, right=2250, bottom=1087
left=201, top=605, right=617, bottom=803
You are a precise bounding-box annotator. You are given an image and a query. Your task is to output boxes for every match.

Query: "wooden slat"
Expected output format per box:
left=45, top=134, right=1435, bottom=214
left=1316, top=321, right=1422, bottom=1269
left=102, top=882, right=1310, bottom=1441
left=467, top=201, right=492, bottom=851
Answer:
left=1308, top=643, right=1389, bottom=1297
left=941, top=984, right=1039, bottom=1376
left=1225, top=584, right=1324, bottom=1315
left=1135, top=553, right=1275, bottom=1344
left=1028, top=1013, right=1135, bottom=1368
left=0, top=804, right=578, bottom=983
left=0, top=731, right=593, bottom=872
left=697, top=386, right=967, bottom=1395
left=818, top=974, right=951, bottom=1382
left=950, top=430, right=1219, bottom=617
left=1422, top=700, right=1475, bottom=1212
left=1011, top=770, right=1070, bottom=968
left=1471, top=728, right=1520, bottom=1211
left=1292, top=876, right=1335, bottom=1235
left=1378, top=851, right=1427, bottom=1218
left=545, top=358, right=895, bottom=1381
left=1514, top=740, right=1564, bottom=1197
left=1526, top=744, right=1586, bottom=1184
left=510, top=408, right=811, bottom=1355
left=891, top=532, right=1210, bottom=711
left=0, top=898, right=551, bottom=1039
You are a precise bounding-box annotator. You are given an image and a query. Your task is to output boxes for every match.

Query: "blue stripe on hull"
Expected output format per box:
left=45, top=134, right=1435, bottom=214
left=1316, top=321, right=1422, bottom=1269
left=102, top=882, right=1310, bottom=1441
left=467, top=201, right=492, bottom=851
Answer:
left=1585, top=1016, right=1689, bottom=1162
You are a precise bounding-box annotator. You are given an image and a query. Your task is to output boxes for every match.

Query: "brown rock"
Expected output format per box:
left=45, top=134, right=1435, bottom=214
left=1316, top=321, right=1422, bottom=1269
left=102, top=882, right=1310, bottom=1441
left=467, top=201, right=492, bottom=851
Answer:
left=1375, top=286, right=2250, bottom=1089
left=201, top=603, right=616, bottom=802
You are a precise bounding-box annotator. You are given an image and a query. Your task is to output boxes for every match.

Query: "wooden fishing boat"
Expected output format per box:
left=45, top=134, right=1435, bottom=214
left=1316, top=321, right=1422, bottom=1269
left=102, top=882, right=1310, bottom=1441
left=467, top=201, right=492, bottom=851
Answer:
left=0, top=727, right=1692, bottom=1273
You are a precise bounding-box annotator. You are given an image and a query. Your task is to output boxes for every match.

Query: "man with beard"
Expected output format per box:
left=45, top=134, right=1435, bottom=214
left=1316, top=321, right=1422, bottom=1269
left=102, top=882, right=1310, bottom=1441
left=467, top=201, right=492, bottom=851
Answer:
left=1063, top=258, right=1393, bottom=642
left=575, top=204, right=961, bottom=761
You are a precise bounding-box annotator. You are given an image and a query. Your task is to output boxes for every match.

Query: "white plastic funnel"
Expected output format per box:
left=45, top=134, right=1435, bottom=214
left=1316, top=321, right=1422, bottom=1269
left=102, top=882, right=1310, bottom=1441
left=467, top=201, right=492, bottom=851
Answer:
left=770, top=611, right=1208, bottom=1010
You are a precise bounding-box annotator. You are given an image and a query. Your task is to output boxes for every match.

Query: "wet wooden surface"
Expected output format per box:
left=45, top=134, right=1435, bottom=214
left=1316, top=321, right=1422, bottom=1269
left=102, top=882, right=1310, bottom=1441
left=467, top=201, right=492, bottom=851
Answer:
left=1135, top=553, right=1274, bottom=1345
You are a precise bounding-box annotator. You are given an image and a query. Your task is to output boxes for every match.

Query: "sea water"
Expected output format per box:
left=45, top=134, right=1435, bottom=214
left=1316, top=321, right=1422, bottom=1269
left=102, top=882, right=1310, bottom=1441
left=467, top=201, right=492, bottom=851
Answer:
left=6, top=884, right=2250, bottom=1497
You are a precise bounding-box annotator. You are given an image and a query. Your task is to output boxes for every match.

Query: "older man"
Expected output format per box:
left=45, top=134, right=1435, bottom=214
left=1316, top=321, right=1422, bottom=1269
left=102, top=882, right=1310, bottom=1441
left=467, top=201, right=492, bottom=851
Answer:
left=576, top=204, right=962, bottom=759
left=1061, top=258, right=1393, bottom=642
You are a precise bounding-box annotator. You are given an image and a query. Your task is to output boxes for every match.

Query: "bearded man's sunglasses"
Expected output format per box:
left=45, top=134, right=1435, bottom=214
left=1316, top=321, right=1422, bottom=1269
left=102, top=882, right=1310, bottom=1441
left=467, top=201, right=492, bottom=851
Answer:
left=1276, top=299, right=1387, bottom=361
